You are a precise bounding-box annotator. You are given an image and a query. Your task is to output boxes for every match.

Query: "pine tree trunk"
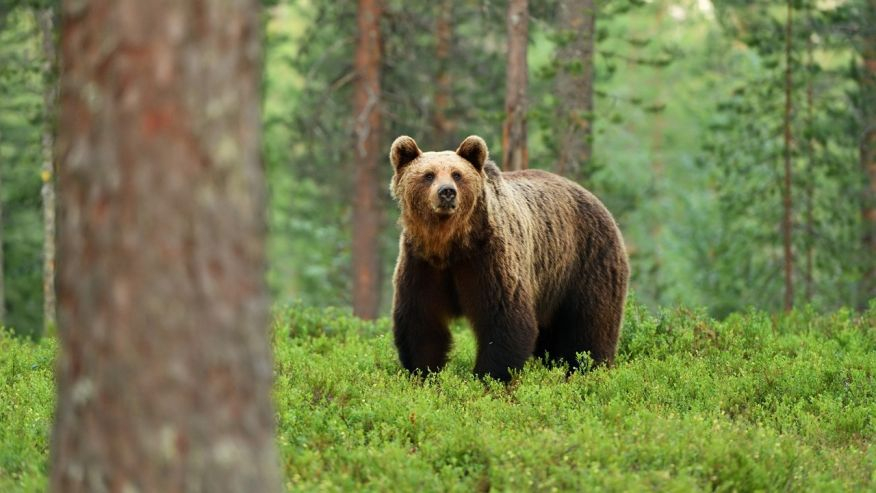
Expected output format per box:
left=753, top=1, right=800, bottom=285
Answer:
left=0, top=138, right=4, bottom=326
left=782, top=0, right=795, bottom=312
left=861, top=0, right=876, bottom=308
left=555, top=0, right=595, bottom=181
left=37, top=7, right=57, bottom=336
left=433, top=0, right=454, bottom=150
left=502, top=0, right=528, bottom=171
left=805, top=14, right=815, bottom=304
left=50, top=1, right=281, bottom=491
left=647, top=5, right=665, bottom=305
left=352, top=0, right=383, bottom=319
left=0, top=14, right=6, bottom=325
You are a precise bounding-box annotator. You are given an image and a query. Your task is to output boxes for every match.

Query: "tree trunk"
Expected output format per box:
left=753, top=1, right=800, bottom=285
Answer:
left=433, top=0, right=454, bottom=150
left=648, top=4, right=664, bottom=305
left=782, top=0, right=795, bottom=312
left=37, top=7, right=57, bottom=336
left=805, top=12, right=815, bottom=304
left=502, top=0, right=528, bottom=171
left=0, top=133, right=4, bottom=326
left=861, top=0, right=876, bottom=308
left=352, top=0, right=383, bottom=319
left=50, top=1, right=281, bottom=491
left=554, top=0, right=595, bottom=182
left=0, top=16, right=6, bottom=327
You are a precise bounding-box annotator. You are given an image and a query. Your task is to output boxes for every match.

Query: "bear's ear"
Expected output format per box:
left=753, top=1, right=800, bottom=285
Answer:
left=455, top=135, right=488, bottom=171
left=390, top=136, right=422, bottom=172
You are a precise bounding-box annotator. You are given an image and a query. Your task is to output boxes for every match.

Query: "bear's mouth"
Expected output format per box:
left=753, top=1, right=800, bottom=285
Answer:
left=432, top=204, right=457, bottom=217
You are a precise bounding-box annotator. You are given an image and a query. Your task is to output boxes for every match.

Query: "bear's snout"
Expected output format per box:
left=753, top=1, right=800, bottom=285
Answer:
left=438, top=185, right=457, bottom=202
left=432, top=184, right=458, bottom=215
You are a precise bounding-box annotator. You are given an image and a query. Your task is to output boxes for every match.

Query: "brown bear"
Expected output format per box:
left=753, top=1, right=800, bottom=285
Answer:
left=389, top=135, right=629, bottom=381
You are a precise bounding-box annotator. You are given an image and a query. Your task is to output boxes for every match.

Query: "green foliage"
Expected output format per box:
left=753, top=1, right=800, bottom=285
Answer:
left=702, top=0, right=862, bottom=314
left=1, top=0, right=873, bottom=337
left=3, top=303, right=875, bottom=491
left=0, top=8, right=47, bottom=336
left=0, top=329, right=53, bottom=492
left=264, top=1, right=511, bottom=313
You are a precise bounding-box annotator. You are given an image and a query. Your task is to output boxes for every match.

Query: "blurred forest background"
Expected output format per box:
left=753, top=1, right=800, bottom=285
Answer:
left=1, top=0, right=875, bottom=337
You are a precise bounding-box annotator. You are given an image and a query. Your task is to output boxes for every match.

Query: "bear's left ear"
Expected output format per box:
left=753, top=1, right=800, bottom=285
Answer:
left=390, top=136, right=422, bottom=172
left=455, top=135, right=488, bottom=171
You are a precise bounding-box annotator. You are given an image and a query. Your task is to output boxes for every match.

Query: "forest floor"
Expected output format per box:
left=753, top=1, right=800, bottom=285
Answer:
left=1, top=301, right=875, bottom=491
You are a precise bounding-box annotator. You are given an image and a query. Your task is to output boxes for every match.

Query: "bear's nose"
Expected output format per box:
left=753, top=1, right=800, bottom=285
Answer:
left=438, top=185, right=457, bottom=201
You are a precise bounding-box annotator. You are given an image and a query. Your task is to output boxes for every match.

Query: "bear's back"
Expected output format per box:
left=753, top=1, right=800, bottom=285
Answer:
left=486, top=165, right=626, bottom=321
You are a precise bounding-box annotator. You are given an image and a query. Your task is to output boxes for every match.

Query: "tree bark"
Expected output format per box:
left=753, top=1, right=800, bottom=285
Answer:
left=50, top=1, right=281, bottom=491
left=502, top=0, right=528, bottom=171
left=433, top=0, right=454, bottom=150
left=782, top=0, right=795, bottom=312
left=37, top=7, right=57, bottom=335
left=352, top=0, right=383, bottom=319
left=861, top=0, right=876, bottom=308
left=554, top=0, right=595, bottom=181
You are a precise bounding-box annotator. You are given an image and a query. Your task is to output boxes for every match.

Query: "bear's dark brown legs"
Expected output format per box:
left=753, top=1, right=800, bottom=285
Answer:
left=393, top=309, right=452, bottom=375
left=539, top=295, right=621, bottom=372
left=470, top=308, right=538, bottom=382
left=392, top=250, right=457, bottom=375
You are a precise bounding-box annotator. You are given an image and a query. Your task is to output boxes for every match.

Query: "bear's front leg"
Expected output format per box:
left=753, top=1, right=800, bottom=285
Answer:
left=467, top=288, right=538, bottom=382
left=391, top=249, right=455, bottom=375
left=469, top=304, right=538, bottom=382
left=393, top=301, right=452, bottom=375
left=454, top=260, right=538, bottom=382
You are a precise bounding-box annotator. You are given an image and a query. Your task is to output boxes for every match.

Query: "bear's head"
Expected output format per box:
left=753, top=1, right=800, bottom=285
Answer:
left=389, top=135, right=489, bottom=261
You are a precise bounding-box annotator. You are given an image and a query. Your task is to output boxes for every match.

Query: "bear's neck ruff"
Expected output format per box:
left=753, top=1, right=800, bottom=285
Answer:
left=401, top=208, right=479, bottom=265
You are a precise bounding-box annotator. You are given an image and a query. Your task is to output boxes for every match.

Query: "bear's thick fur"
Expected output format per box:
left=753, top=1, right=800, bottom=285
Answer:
left=389, top=135, right=629, bottom=381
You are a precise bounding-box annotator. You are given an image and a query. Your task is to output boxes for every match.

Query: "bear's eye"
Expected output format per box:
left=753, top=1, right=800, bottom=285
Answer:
left=424, top=172, right=435, bottom=182
left=452, top=171, right=462, bottom=181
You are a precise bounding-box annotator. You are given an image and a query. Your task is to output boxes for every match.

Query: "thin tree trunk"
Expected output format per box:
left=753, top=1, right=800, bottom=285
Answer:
left=782, top=0, right=795, bottom=312
left=555, top=0, right=595, bottom=181
left=433, top=0, right=454, bottom=150
left=861, top=0, right=876, bottom=308
left=352, top=0, right=383, bottom=319
left=50, top=1, right=281, bottom=491
left=0, top=135, right=4, bottom=326
left=805, top=13, right=815, bottom=304
left=648, top=4, right=664, bottom=305
left=37, top=7, right=57, bottom=335
left=0, top=15, right=6, bottom=325
left=502, top=0, right=528, bottom=171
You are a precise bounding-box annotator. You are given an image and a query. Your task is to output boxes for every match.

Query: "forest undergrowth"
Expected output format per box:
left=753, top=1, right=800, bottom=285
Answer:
left=2, top=300, right=875, bottom=491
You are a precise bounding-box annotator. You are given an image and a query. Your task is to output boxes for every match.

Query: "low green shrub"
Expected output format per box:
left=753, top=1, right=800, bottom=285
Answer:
left=2, top=302, right=874, bottom=491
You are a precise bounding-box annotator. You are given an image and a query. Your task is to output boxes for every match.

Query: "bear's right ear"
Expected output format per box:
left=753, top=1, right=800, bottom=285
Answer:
left=390, top=136, right=422, bottom=172
left=455, top=135, right=488, bottom=171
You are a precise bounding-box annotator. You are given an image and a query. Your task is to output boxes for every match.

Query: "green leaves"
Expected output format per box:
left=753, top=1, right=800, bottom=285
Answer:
left=4, top=303, right=876, bottom=490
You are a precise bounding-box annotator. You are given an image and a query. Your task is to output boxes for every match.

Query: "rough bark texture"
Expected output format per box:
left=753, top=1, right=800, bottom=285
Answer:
left=50, top=1, right=281, bottom=492
left=502, top=0, right=528, bottom=171
left=432, top=0, right=454, bottom=150
left=782, top=0, right=795, bottom=312
left=37, top=7, right=57, bottom=335
left=861, top=0, right=876, bottom=308
left=555, top=0, right=595, bottom=182
left=352, top=0, right=383, bottom=319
